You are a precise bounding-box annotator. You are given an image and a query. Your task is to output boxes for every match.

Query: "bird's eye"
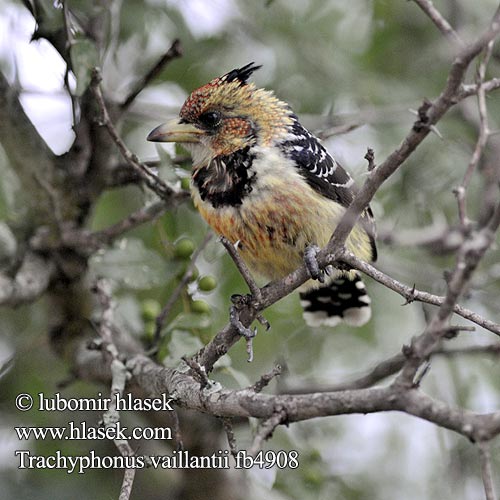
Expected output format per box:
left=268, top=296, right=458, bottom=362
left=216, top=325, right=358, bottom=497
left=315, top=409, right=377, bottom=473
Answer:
left=198, top=111, right=222, bottom=129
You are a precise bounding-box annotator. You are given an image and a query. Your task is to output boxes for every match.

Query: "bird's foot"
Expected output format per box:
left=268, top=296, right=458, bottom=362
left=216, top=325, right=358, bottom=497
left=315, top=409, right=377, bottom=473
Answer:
left=229, top=303, right=257, bottom=362
left=304, top=245, right=325, bottom=283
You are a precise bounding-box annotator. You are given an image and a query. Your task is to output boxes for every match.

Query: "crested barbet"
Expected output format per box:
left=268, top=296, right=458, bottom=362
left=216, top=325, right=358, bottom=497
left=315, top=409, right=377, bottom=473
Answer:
left=148, top=63, right=376, bottom=327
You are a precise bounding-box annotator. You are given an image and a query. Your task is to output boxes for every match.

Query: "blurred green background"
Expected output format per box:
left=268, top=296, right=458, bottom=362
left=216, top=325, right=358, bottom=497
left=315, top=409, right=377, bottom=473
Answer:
left=0, top=0, right=499, bottom=498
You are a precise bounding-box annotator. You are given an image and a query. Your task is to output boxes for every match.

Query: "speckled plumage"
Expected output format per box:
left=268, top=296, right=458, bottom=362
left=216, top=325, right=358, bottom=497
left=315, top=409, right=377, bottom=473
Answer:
left=148, top=63, right=377, bottom=327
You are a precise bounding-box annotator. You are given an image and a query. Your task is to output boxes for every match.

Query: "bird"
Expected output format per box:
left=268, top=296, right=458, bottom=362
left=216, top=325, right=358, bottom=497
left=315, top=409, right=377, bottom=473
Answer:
left=148, top=63, right=376, bottom=328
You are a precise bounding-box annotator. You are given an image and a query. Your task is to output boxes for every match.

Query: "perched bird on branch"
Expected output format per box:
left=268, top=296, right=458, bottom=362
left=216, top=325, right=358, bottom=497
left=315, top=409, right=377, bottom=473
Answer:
left=148, top=63, right=376, bottom=327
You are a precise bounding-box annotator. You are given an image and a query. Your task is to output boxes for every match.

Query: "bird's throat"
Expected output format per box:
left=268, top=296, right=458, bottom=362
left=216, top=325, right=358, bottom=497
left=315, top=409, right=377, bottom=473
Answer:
left=191, top=147, right=256, bottom=208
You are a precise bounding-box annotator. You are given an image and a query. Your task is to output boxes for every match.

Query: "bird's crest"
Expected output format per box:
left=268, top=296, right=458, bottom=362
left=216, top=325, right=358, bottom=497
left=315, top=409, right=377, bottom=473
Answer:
left=222, top=62, right=262, bottom=85
left=179, top=62, right=294, bottom=146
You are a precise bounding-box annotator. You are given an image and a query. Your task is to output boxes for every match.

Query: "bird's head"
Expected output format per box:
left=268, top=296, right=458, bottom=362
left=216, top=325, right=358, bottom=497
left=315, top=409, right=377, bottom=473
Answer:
left=147, top=63, right=294, bottom=166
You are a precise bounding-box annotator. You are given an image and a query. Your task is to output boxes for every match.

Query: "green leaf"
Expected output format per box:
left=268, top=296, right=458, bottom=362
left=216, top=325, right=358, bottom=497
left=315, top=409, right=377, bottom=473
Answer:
left=70, top=36, right=99, bottom=96
left=89, top=238, right=173, bottom=289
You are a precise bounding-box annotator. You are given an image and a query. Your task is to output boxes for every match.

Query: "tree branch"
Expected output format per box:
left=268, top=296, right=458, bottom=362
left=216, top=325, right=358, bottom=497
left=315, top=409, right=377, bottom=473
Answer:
left=120, top=353, right=500, bottom=442
left=338, top=249, right=500, bottom=336
left=478, top=441, right=498, bottom=500
left=90, top=69, right=176, bottom=201
left=121, top=39, right=182, bottom=111
left=412, top=0, right=464, bottom=46
left=0, top=72, right=56, bottom=222
left=93, top=279, right=137, bottom=500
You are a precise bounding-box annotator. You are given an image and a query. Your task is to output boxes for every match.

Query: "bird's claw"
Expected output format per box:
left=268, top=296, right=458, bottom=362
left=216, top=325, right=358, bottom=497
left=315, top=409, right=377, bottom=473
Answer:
left=304, top=245, right=325, bottom=283
left=231, top=294, right=270, bottom=331
left=229, top=305, right=257, bottom=363
left=229, top=305, right=257, bottom=340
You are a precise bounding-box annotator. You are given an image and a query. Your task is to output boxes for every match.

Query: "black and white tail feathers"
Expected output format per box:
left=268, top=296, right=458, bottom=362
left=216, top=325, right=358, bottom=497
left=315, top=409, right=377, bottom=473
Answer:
left=299, top=274, right=371, bottom=327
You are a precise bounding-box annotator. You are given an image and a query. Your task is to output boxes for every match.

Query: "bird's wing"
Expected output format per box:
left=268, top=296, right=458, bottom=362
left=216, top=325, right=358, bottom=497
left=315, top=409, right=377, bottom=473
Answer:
left=279, top=120, right=377, bottom=260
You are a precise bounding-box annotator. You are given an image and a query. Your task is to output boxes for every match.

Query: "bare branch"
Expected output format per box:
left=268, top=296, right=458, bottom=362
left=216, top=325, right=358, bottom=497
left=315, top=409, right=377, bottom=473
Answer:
left=90, top=69, right=176, bottom=201
left=122, top=353, right=500, bottom=442
left=220, top=237, right=262, bottom=302
left=171, top=409, right=184, bottom=451
left=283, top=352, right=406, bottom=394
left=397, top=205, right=500, bottom=385
left=181, top=356, right=210, bottom=389
left=60, top=200, right=176, bottom=254
left=249, top=365, right=282, bottom=393
left=478, top=441, right=498, bottom=500
left=326, top=8, right=500, bottom=257
left=455, top=40, right=494, bottom=227
left=191, top=10, right=500, bottom=374
left=249, top=408, right=287, bottom=457
left=377, top=219, right=465, bottom=254
left=412, top=0, right=464, bottom=46
left=121, top=39, right=182, bottom=111
left=0, top=72, right=56, bottom=222
left=221, top=418, right=239, bottom=459
left=338, top=249, right=500, bottom=336
left=459, top=78, right=500, bottom=100
left=93, top=280, right=137, bottom=500
left=282, top=342, right=500, bottom=395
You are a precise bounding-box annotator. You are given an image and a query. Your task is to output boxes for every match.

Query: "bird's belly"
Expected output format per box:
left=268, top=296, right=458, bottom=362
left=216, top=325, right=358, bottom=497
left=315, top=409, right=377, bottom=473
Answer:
left=192, top=179, right=372, bottom=281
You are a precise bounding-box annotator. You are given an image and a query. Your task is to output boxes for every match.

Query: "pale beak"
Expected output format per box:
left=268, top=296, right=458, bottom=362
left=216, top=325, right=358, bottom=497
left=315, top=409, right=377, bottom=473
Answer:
left=147, top=119, right=204, bottom=143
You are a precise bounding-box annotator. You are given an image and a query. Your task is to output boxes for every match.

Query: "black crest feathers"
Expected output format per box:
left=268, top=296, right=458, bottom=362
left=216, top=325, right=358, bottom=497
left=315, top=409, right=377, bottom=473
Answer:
left=223, top=62, right=262, bottom=85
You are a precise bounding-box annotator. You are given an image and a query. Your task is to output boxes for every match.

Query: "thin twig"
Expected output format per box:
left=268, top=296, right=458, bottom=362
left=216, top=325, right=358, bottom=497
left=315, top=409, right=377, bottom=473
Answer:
left=90, top=69, right=175, bottom=201
left=455, top=40, right=494, bottom=227
left=365, top=148, right=376, bottom=171
left=396, top=203, right=500, bottom=386
left=248, top=408, right=287, bottom=457
left=434, top=343, right=500, bottom=357
left=327, top=6, right=500, bottom=256
left=478, top=441, right=498, bottom=500
left=88, top=200, right=169, bottom=243
left=93, top=279, right=137, bottom=500
left=193, top=6, right=500, bottom=375
left=282, top=352, right=406, bottom=394
left=121, top=39, right=182, bottom=111
left=62, top=200, right=174, bottom=253
left=459, top=78, right=500, bottom=100
left=221, top=418, right=239, bottom=459
left=181, top=356, right=210, bottom=389
left=171, top=409, right=184, bottom=451
left=249, top=365, right=282, bottom=393
left=337, top=249, right=500, bottom=336
left=154, top=232, right=213, bottom=342
left=220, top=236, right=262, bottom=302
left=412, top=0, right=464, bottom=46
left=119, top=468, right=136, bottom=500
left=282, top=340, right=500, bottom=394
left=62, top=0, right=78, bottom=127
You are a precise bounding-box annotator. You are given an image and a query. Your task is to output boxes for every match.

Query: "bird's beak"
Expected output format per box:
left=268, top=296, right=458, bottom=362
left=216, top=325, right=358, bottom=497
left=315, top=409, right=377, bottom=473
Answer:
left=147, top=119, right=203, bottom=143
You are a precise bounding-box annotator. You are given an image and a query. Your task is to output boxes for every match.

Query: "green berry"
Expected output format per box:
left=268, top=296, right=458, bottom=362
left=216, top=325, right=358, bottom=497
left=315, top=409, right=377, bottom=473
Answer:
left=180, top=177, right=190, bottom=190
left=143, top=321, right=156, bottom=340
left=176, top=265, right=199, bottom=281
left=174, top=238, right=195, bottom=259
left=198, top=275, right=217, bottom=292
left=191, top=299, right=211, bottom=314
left=141, top=299, right=162, bottom=321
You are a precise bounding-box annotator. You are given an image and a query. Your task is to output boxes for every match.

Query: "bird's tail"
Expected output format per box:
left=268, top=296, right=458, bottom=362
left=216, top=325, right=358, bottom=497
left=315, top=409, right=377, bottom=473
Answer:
left=299, top=273, right=371, bottom=327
